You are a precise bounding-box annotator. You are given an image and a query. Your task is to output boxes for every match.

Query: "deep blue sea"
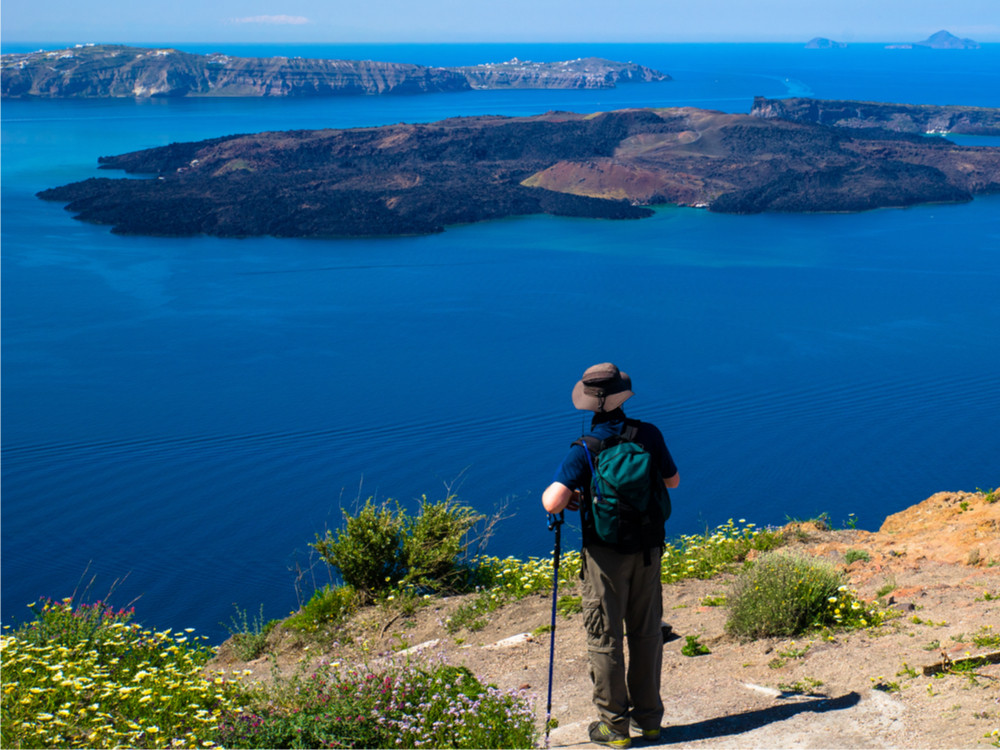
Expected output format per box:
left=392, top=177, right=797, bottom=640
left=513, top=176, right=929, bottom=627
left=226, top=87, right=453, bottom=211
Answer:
left=2, top=43, right=999, bottom=642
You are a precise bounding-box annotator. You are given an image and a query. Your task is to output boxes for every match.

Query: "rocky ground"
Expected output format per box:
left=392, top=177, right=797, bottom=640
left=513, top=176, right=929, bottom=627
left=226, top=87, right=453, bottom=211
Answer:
left=211, top=490, right=1000, bottom=748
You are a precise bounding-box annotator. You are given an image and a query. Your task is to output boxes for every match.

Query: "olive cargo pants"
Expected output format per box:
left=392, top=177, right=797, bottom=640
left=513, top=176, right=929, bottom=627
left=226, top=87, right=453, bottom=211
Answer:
left=581, top=544, right=664, bottom=735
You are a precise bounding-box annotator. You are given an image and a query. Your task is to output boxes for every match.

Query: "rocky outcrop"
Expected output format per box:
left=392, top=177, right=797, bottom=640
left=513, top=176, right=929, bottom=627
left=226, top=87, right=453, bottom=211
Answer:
left=752, top=97, right=1000, bottom=136
left=1, top=45, right=668, bottom=99
left=805, top=490, right=1000, bottom=567
left=877, top=491, right=1000, bottom=564
left=36, top=102, right=1000, bottom=238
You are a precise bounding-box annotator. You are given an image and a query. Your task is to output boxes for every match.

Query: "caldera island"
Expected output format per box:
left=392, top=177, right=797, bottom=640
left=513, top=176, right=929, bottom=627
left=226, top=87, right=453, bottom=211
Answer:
left=38, top=99, right=1000, bottom=238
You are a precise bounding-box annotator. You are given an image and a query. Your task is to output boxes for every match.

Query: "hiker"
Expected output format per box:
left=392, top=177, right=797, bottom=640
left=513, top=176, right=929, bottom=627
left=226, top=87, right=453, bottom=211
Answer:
left=542, top=363, right=679, bottom=748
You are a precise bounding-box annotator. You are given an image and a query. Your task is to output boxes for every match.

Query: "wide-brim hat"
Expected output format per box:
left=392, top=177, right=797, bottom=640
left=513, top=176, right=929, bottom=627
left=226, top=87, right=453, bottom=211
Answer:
left=572, top=363, right=633, bottom=412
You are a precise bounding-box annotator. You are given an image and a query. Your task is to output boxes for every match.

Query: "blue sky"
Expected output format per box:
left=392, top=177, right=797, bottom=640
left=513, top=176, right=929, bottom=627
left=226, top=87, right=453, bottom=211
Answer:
left=2, top=0, right=998, bottom=44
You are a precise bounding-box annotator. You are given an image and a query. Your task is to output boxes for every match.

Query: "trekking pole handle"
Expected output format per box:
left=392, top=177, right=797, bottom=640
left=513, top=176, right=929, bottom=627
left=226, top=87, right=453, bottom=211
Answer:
left=547, top=511, right=564, bottom=531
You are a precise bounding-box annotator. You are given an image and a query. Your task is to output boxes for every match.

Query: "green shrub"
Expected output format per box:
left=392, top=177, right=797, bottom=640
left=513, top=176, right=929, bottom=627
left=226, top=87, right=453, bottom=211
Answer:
left=446, top=597, right=492, bottom=634
left=312, top=498, right=406, bottom=596
left=226, top=603, right=278, bottom=660
left=844, top=549, right=871, bottom=565
left=680, top=635, right=711, bottom=656
left=285, top=584, right=360, bottom=633
left=725, top=553, right=845, bottom=640
left=312, top=496, right=488, bottom=597
left=402, top=496, right=484, bottom=590
left=556, top=595, right=583, bottom=618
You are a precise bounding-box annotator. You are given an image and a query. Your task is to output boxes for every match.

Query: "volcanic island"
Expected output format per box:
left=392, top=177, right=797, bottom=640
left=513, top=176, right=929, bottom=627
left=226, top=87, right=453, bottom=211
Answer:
left=37, top=99, right=1000, bottom=238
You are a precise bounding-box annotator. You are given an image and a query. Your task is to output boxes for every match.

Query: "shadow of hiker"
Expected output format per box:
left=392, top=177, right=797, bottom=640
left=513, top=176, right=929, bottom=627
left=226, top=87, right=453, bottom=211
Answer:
left=657, top=691, right=862, bottom=744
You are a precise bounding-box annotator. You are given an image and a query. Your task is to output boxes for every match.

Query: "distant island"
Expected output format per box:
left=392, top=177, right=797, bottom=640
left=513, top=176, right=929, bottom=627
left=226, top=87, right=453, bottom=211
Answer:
left=0, top=44, right=668, bottom=99
left=37, top=99, right=1000, bottom=238
left=886, top=30, right=980, bottom=49
left=752, top=96, right=1000, bottom=135
left=805, top=38, right=847, bottom=49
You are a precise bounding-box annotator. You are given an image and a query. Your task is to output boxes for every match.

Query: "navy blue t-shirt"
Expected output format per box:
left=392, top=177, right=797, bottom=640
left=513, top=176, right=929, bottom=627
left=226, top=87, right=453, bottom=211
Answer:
left=552, top=418, right=677, bottom=492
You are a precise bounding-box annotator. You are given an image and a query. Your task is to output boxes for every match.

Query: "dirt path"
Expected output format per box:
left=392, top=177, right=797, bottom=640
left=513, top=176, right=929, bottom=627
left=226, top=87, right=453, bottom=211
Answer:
left=214, top=491, right=1000, bottom=749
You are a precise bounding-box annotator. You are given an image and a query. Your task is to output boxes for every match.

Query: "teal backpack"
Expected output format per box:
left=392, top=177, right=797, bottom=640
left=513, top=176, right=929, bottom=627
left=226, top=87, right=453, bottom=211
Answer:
left=577, top=419, right=671, bottom=558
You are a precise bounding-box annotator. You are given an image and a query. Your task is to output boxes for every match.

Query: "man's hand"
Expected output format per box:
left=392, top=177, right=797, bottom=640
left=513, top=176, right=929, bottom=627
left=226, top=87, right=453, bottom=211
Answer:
left=566, top=490, right=581, bottom=511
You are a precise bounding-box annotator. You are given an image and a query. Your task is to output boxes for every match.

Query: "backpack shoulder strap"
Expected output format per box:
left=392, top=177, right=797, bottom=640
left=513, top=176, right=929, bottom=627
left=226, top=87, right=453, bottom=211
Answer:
left=621, top=418, right=641, bottom=443
left=573, top=435, right=603, bottom=548
left=572, top=435, right=603, bottom=453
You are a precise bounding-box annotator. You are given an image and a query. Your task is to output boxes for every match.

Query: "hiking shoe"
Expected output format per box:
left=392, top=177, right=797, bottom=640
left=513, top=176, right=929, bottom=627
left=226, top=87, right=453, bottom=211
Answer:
left=589, top=721, right=632, bottom=748
left=630, top=723, right=661, bottom=741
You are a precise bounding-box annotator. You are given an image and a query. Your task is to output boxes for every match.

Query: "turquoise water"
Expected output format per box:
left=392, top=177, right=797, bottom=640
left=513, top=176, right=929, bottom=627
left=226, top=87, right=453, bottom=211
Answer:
left=2, top=44, right=999, bottom=641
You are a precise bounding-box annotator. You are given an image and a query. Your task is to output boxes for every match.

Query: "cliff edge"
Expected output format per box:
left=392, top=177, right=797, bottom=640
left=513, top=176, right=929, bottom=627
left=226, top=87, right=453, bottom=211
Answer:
left=1, top=45, right=668, bottom=99
left=213, top=490, right=1000, bottom=748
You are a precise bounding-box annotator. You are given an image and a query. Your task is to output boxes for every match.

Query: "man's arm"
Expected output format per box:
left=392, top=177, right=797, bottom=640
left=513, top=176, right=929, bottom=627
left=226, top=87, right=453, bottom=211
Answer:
left=642, top=422, right=679, bottom=490
left=542, top=482, right=580, bottom=513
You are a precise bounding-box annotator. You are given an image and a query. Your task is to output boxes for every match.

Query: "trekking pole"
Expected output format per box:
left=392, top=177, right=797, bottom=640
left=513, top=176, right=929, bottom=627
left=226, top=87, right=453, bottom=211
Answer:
left=545, top=510, right=564, bottom=745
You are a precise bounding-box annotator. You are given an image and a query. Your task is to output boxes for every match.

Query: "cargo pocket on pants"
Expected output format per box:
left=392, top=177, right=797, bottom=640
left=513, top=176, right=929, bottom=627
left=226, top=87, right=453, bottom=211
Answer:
left=583, top=598, right=608, bottom=648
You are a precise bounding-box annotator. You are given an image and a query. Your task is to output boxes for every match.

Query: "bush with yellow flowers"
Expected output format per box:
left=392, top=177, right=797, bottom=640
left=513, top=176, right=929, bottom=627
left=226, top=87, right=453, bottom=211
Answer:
left=661, top=518, right=785, bottom=583
left=820, top=584, right=885, bottom=630
left=1, top=598, right=241, bottom=749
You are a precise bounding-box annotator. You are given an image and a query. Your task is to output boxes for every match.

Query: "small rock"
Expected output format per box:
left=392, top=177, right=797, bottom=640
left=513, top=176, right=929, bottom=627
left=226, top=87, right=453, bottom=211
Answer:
left=484, top=633, right=534, bottom=650
left=395, top=639, right=440, bottom=656
left=742, top=682, right=783, bottom=698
